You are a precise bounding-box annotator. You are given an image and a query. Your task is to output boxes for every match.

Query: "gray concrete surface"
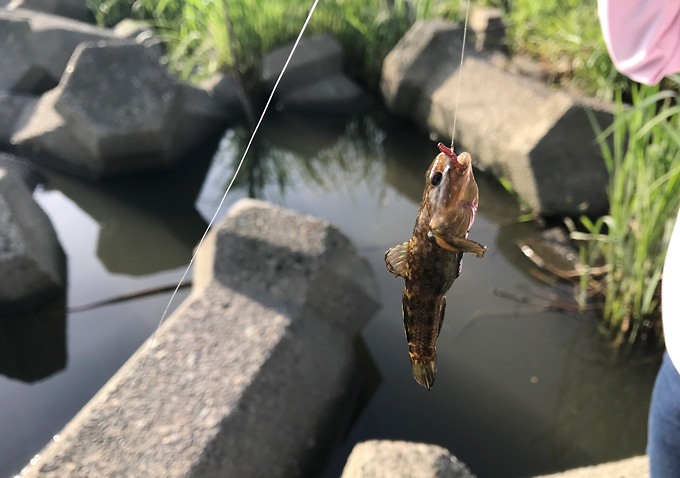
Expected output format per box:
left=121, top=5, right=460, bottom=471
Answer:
left=0, top=91, right=38, bottom=145
left=11, top=88, right=95, bottom=175
left=0, top=167, right=65, bottom=312
left=172, top=82, right=236, bottom=158
left=381, top=20, right=613, bottom=217
left=0, top=8, right=110, bottom=93
left=200, top=73, right=242, bottom=111
left=260, top=33, right=370, bottom=114
left=468, top=7, right=505, bottom=52
left=260, top=33, right=343, bottom=96
left=0, top=152, right=41, bottom=189
left=7, top=0, right=93, bottom=23
left=194, top=198, right=380, bottom=337
left=341, top=440, right=475, bottom=478
left=12, top=39, right=234, bottom=178
left=277, top=73, right=372, bottom=114
left=20, top=199, right=380, bottom=477
left=54, top=40, right=183, bottom=169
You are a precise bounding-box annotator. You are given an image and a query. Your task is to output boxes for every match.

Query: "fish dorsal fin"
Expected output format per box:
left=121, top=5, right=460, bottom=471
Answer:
left=385, top=241, right=410, bottom=278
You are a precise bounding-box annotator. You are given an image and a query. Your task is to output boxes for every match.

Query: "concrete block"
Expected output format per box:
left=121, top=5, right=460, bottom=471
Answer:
left=171, top=82, right=232, bottom=159
left=7, top=0, right=94, bottom=23
left=11, top=89, right=95, bottom=177
left=200, top=72, right=242, bottom=112
left=20, top=199, right=380, bottom=477
left=469, top=7, right=505, bottom=52
left=0, top=90, right=38, bottom=145
left=194, top=198, right=380, bottom=337
left=381, top=20, right=612, bottom=217
left=0, top=8, right=111, bottom=93
left=0, top=152, right=42, bottom=190
left=0, top=167, right=65, bottom=312
left=277, top=73, right=373, bottom=114
left=53, top=40, right=183, bottom=171
left=260, top=33, right=343, bottom=97
left=14, top=39, right=235, bottom=178
left=112, top=18, right=164, bottom=60
left=342, top=440, right=475, bottom=478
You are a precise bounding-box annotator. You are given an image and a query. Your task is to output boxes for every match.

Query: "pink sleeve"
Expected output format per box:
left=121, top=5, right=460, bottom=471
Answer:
left=598, top=0, right=680, bottom=85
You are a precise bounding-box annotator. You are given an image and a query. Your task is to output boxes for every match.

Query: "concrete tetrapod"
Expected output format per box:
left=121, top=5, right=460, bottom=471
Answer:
left=20, top=199, right=380, bottom=478
left=342, top=440, right=475, bottom=478
left=0, top=167, right=65, bottom=313
left=381, top=20, right=613, bottom=217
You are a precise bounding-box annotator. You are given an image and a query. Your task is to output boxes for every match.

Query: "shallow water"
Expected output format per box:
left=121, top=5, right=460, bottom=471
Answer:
left=0, top=110, right=659, bottom=477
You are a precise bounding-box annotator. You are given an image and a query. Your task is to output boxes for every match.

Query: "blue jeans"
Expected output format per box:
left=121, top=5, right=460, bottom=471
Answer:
left=648, top=351, right=680, bottom=477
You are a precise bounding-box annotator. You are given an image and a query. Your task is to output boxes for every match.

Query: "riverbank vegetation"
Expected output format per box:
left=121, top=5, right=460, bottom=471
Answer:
left=569, top=83, right=680, bottom=349
left=504, top=0, right=629, bottom=99
left=87, top=0, right=625, bottom=96
left=87, top=0, right=458, bottom=86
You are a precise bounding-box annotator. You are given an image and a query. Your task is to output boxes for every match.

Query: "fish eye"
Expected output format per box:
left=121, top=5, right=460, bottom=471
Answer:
left=430, top=171, right=443, bottom=186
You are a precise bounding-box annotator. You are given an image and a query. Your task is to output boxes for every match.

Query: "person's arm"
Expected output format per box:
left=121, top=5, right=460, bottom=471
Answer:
left=598, top=0, right=680, bottom=85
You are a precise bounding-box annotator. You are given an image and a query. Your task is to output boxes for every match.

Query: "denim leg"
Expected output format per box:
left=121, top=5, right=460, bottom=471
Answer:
left=648, top=351, right=680, bottom=478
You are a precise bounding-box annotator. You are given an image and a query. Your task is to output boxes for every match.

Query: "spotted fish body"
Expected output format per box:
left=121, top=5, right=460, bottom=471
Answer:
left=385, top=143, right=487, bottom=390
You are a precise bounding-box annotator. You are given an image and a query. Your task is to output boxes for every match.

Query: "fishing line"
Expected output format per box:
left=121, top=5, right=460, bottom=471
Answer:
left=450, top=0, right=471, bottom=150
left=84, top=0, right=320, bottom=474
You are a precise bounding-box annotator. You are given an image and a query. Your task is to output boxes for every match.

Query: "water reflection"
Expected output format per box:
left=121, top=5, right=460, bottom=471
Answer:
left=212, top=115, right=388, bottom=200
left=210, top=111, right=529, bottom=276
left=0, top=299, right=66, bottom=382
left=217, top=129, right=291, bottom=199
left=41, top=144, right=217, bottom=276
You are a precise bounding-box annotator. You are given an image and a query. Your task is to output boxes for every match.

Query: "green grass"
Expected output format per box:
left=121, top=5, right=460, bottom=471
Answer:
left=570, top=81, right=680, bottom=348
left=505, top=0, right=630, bottom=99
left=88, top=0, right=639, bottom=98
left=88, top=0, right=463, bottom=86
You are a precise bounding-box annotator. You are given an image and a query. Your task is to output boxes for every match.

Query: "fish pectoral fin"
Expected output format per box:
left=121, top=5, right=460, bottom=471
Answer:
left=385, top=241, right=410, bottom=277
left=450, top=236, right=487, bottom=258
left=431, top=233, right=487, bottom=258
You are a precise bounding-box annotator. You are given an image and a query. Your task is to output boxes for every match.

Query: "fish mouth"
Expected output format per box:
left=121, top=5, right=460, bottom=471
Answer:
left=437, top=143, right=467, bottom=171
left=427, top=229, right=457, bottom=251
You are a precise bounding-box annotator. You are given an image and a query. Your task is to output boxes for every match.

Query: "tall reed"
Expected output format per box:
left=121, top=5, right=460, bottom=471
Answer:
left=572, top=82, right=680, bottom=347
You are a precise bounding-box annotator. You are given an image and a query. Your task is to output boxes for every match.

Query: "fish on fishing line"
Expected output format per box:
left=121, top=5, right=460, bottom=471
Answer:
left=385, top=142, right=486, bottom=390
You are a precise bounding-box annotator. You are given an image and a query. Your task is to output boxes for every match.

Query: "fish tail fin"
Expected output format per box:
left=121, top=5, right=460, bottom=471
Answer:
left=410, top=353, right=437, bottom=390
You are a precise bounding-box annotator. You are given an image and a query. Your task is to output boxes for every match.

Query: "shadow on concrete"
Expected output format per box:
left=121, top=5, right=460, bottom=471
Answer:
left=530, top=105, right=613, bottom=217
